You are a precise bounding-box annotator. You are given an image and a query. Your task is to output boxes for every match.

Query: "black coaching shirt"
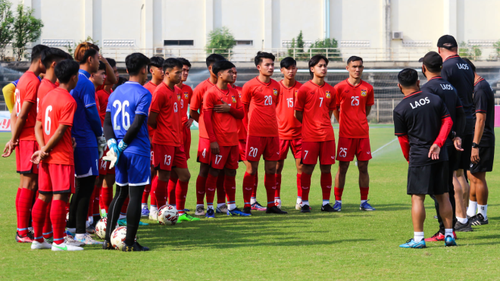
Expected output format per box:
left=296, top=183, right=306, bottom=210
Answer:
left=421, top=76, right=463, bottom=146
left=441, top=55, right=474, bottom=134
left=393, top=91, right=450, bottom=167
left=473, top=78, right=495, bottom=147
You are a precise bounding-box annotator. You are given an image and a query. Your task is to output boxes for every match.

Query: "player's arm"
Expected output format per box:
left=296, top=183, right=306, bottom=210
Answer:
left=294, top=87, right=306, bottom=123
left=189, top=89, right=201, bottom=122
left=397, top=135, right=410, bottom=162
left=366, top=105, right=372, bottom=117
left=366, top=87, right=374, bottom=117
left=148, top=112, right=158, bottom=129
left=203, top=94, right=219, bottom=154
left=394, top=110, right=409, bottom=162
left=100, top=55, right=117, bottom=86
left=85, top=104, right=103, bottom=137
left=148, top=91, right=162, bottom=130
left=333, top=109, right=339, bottom=122
left=332, top=86, right=340, bottom=122
left=429, top=108, right=453, bottom=160
left=2, top=82, right=16, bottom=112
left=229, top=96, right=244, bottom=119
left=122, top=93, right=151, bottom=145
left=471, top=89, right=487, bottom=164
left=103, top=112, right=116, bottom=141
left=3, top=100, right=33, bottom=157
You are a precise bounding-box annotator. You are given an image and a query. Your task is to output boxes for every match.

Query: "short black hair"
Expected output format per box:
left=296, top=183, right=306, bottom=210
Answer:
left=41, top=48, right=69, bottom=69
left=308, top=54, right=329, bottom=78
left=398, top=68, right=419, bottom=87
left=149, top=56, right=164, bottom=72
left=206, top=54, right=226, bottom=68
left=212, top=60, right=235, bottom=76
left=422, top=51, right=442, bottom=73
left=462, top=58, right=475, bottom=72
left=280, top=57, right=296, bottom=69
left=347, top=56, right=363, bottom=65
left=125, top=53, right=150, bottom=76
left=31, top=44, right=49, bottom=63
left=106, top=58, right=116, bottom=68
left=254, top=51, right=275, bottom=66
left=55, top=59, right=80, bottom=84
left=163, top=58, right=183, bottom=72
left=78, top=48, right=98, bottom=65
left=177, top=57, right=191, bottom=68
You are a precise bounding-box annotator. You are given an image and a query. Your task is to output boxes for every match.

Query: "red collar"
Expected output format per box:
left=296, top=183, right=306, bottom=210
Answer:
left=403, top=90, right=422, bottom=99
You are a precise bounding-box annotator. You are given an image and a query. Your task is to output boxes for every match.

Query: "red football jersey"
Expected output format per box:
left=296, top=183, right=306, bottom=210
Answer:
left=233, top=85, right=247, bottom=140
left=96, top=88, right=111, bottom=125
left=204, top=86, right=242, bottom=146
left=144, top=81, right=160, bottom=140
left=295, top=80, right=336, bottom=142
left=241, top=77, right=281, bottom=137
left=150, top=82, right=182, bottom=147
left=190, top=79, right=216, bottom=139
left=37, top=79, right=56, bottom=112
left=334, top=79, right=374, bottom=138
left=15, top=71, right=41, bottom=141
left=176, top=83, right=193, bottom=125
left=277, top=80, right=302, bottom=140
left=36, top=87, right=77, bottom=165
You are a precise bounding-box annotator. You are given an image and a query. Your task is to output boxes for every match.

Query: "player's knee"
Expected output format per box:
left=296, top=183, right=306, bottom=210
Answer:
left=208, top=168, right=220, bottom=177
left=178, top=170, right=191, bottom=182
left=225, top=169, right=236, bottom=177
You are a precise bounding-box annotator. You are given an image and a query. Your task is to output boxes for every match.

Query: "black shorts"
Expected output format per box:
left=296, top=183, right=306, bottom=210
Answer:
left=407, top=162, right=449, bottom=195
left=470, top=146, right=494, bottom=173
left=457, top=134, right=473, bottom=170
left=447, top=145, right=460, bottom=171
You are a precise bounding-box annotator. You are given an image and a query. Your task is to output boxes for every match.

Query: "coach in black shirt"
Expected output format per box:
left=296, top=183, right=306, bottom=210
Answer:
left=394, top=68, right=456, bottom=248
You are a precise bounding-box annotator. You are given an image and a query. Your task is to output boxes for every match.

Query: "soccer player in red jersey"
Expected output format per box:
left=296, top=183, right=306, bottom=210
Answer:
left=241, top=52, right=287, bottom=214
left=143, top=56, right=164, bottom=220
left=333, top=56, right=375, bottom=212
left=295, top=55, right=337, bottom=213
left=38, top=48, right=70, bottom=104
left=31, top=59, right=81, bottom=251
left=149, top=58, right=199, bottom=222
left=3, top=44, right=49, bottom=243
left=203, top=60, right=249, bottom=218
left=189, top=54, right=226, bottom=216
left=276, top=57, right=303, bottom=210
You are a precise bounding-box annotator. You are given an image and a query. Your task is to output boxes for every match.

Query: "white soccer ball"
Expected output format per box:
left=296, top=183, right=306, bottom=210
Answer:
left=110, top=226, right=136, bottom=250
left=94, top=217, right=108, bottom=239
left=158, top=205, right=179, bottom=225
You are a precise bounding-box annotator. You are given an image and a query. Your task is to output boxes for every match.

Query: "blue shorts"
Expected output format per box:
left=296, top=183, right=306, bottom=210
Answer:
left=115, top=151, right=151, bottom=187
left=74, top=147, right=99, bottom=178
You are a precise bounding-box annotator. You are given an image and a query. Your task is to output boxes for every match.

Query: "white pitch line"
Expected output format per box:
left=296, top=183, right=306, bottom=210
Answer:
left=372, top=137, right=398, bottom=156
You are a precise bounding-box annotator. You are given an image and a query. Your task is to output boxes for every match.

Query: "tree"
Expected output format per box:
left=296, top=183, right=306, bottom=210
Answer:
left=67, top=36, right=100, bottom=58
left=458, top=41, right=482, bottom=60
left=205, top=26, right=236, bottom=57
left=12, top=4, right=43, bottom=61
left=493, top=39, right=500, bottom=60
left=0, top=0, right=14, bottom=59
left=310, top=38, right=342, bottom=61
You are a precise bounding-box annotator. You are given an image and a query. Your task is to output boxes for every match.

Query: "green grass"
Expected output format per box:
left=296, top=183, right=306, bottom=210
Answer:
left=1, top=126, right=500, bottom=280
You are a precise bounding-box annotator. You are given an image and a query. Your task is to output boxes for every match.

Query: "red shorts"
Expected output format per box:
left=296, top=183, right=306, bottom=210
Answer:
left=99, top=147, right=115, bottom=175
left=238, top=139, right=247, bottom=161
left=336, top=137, right=372, bottom=162
left=197, top=137, right=211, bottom=164
left=153, top=144, right=188, bottom=171
left=38, top=162, right=75, bottom=194
left=301, top=140, right=336, bottom=165
left=246, top=136, right=280, bottom=162
left=183, top=126, right=191, bottom=159
left=15, top=140, right=39, bottom=174
left=211, top=145, right=239, bottom=170
left=279, top=138, right=302, bottom=160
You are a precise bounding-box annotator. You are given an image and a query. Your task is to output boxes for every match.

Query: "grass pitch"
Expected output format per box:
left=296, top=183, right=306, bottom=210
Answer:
left=0, top=126, right=499, bottom=280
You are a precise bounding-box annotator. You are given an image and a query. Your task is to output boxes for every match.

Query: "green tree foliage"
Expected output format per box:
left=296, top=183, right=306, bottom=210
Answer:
left=458, top=41, right=482, bottom=60
left=205, top=27, right=236, bottom=57
left=493, top=39, right=500, bottom=60
left=0, top=0, right=14, bottom=59
left=12, top=4, right=43, bottom=61
left=67, top=36, right=100, bottom=58
left=310, top=38, right=342, bottom=61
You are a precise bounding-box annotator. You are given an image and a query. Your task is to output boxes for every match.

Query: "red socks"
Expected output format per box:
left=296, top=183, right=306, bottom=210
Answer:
left=242, top=172, right=254, bottom=207
left=251, top=172, right=258, bottom=198
left=100, top=186, right=113, bottom=213
left=320, top=173, right=332, bottom=201
left=150, top=176, right=158, bottom=207
left=205, top=174, right=217, bottom=207
left=142, top=184, right=151, bottom=204
left=43, top=201, right=52, bottom=239
left=17, top=188, right=35, bottom=236
left=195, top=175, right=206, bottom=205
left=32, top=198, right=48, bottom=242
left=50, top=200, right=67, bottom=245
left=334, top=187, right=344, bottom=201
left=360, top=187, right=369, bottom=201
left=93, top=185, right=101, bottom=216
left=176, top=180, right=189, bottom=214
left=121, top=197, right=129, bottom=215
left=167, top=177, right=177, bottom=206
left=275, top=174, right=282, bottom=200
left=224, top=175, right=236, bottom=204
left=301, top=173, right=312, bottom=202
left=216, top=174, right=226, bottom=204
left=264, top=173, right=276, bottom=208
left=296, top=173, right=302, bottom=199
left=155, top=179, right=168, bottom=207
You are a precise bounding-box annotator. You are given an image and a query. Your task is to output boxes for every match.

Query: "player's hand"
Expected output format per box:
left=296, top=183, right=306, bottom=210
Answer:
left=210, top=141, right=220, bottom=155
left=106, top=138, right=121, bottom=166
left=428, top=144, right=441, bottom=160
left=471, top=147, right=480, bottom=164
left=185, top=118, right=194, bottom=128
left=72, top=137, right=77, bottom=149
left=98, top=54, right=107, bottom=63
left=2, top=139, right=17, bottom=158
left=118, top=140, right=128, bottom=153
left=453, top=137, right=464, bottom=151
left=102, top=149, right=118, bottom=169
left=214, top=100, right=231, bottom=113
left=97, top=136, right=107, bottom=158
left=30, top=150, right=49, bottom=165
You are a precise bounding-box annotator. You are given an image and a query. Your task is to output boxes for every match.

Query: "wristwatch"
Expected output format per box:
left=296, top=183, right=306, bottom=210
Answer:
left=472, top=142, right=479, bottom=148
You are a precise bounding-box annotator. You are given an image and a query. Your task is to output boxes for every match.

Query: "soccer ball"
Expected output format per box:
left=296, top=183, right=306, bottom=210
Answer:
left=94, top=217, right=108, bottom=239
left=110, top=226, right=136, bottom=250
left=158, top=205, right=179, bottom=225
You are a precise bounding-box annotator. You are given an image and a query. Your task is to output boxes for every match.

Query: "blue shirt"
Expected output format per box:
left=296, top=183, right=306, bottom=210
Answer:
left=107, top=81, right=152, bottom=156
left=70, top=69, right=100, bottom=148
